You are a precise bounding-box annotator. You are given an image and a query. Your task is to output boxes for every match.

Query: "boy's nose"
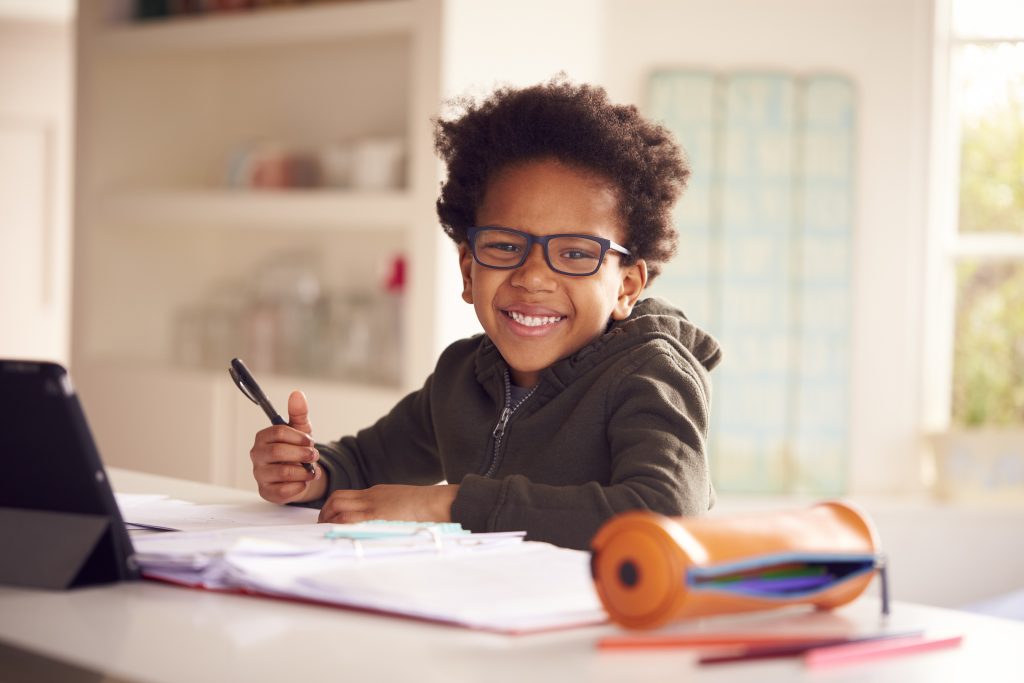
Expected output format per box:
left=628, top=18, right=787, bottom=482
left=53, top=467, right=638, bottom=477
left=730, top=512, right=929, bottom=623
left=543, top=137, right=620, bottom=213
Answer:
left=511, top=243, right=556, bottom=290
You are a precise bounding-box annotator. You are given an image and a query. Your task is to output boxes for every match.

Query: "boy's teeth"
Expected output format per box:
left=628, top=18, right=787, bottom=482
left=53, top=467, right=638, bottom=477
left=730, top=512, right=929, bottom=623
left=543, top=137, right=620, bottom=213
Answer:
left=509, top=311, right=562, bottom=327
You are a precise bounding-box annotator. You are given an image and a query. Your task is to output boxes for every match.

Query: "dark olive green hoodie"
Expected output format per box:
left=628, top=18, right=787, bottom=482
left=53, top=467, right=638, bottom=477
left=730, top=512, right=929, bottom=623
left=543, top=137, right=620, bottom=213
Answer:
left=306, top=297, right=722, bottom=550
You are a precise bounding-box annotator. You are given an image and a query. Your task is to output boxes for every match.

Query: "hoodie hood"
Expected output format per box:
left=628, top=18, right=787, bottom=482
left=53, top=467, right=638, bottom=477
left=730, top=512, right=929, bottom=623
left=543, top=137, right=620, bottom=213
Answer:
left=611, top=298, right=721, bottom=371
left=556, top=297, right=722, bottom=377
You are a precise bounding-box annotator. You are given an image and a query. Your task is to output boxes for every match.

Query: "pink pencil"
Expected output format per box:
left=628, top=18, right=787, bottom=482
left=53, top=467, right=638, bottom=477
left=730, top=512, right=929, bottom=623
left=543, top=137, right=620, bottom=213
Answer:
left=804, top=634, right=963, bottom=668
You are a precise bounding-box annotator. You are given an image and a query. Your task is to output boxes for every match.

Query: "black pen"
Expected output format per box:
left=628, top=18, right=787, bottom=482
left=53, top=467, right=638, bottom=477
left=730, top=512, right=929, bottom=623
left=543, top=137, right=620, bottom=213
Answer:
left=228, top=357, right=317, bottom=475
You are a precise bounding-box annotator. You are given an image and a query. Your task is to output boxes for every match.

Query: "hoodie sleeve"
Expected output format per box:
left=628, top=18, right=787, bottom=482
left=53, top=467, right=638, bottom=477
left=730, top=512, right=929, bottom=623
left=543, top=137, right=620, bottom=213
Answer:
left=451, top=348, right=714, bottom=550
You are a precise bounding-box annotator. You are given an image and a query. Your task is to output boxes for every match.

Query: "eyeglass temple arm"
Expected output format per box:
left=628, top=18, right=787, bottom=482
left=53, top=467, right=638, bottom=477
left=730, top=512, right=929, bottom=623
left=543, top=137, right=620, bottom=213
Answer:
left=608, top=240, right=631, bottom=256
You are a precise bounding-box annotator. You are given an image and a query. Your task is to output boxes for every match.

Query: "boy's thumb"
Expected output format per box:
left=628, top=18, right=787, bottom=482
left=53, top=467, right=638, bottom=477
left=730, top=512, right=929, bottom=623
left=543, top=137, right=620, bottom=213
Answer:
left=287, top=390, right=313, bottom=436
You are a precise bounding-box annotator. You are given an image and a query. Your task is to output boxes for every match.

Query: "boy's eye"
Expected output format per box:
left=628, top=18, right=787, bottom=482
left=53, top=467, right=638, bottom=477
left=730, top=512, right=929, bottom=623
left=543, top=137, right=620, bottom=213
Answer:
left=559, top=248, right=598, bottom=261
left=483, top=242, right=522, bottom=254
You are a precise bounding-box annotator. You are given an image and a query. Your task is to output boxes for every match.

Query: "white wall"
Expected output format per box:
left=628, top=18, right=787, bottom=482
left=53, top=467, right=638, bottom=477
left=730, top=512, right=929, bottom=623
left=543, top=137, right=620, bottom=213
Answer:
left=0, top=17, right=73, bottom=365
left=0, top=0, right=73, bottom=22
left=602, top=0, right=936, bottom=497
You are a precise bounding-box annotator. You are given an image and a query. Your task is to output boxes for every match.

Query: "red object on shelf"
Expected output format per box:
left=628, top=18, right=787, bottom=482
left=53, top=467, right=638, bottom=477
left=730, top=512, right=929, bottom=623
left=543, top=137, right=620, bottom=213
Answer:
left=384, top=255, right=406, bottom=293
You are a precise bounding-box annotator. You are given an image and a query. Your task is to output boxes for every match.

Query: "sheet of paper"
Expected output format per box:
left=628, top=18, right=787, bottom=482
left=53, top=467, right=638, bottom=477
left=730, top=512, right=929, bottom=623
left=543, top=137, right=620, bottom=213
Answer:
left=115, top=493, right=319, bottom=532
left=113, top=493, right=169, bottom=506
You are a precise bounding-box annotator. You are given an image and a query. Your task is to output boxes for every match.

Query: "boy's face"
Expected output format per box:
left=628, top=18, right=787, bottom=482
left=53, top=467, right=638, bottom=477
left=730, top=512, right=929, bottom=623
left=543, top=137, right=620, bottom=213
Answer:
left=458, top=158, right=647, bottom=388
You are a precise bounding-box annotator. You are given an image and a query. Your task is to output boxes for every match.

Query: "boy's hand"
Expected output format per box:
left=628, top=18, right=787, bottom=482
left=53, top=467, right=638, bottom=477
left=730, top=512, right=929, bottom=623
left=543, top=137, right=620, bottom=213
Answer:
left=318, top=484, right=460, bottom=524
left=250, top=390, right=325, bottom=505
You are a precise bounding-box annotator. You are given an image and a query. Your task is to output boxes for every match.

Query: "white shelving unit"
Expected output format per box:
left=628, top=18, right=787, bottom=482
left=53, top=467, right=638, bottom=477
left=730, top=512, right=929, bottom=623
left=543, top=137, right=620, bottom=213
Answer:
left=73, top=0, right=604, bottom=488
left=73, top=0, right=454, bottom=487
left=96, top=189, right=412, bottom=232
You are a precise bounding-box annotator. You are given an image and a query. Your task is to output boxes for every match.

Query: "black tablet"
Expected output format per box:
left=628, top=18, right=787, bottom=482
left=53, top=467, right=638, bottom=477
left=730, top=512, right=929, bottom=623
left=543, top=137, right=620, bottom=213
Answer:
left=0, top=359, right=137, bottom=589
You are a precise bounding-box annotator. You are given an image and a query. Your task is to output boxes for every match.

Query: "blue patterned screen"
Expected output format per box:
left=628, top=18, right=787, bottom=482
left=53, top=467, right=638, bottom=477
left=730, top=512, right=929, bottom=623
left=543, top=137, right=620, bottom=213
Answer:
left=647, top=72, right=855, bottom=495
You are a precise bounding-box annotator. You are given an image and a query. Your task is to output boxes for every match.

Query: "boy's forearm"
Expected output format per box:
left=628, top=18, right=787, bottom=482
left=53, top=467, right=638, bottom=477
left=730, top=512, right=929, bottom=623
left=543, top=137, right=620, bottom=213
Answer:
left=433, top=484, right=460, bottom=522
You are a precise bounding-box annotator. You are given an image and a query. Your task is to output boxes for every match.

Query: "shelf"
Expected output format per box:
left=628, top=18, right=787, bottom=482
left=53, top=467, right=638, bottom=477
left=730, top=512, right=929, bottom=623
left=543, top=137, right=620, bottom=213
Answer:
left=99, top=0, right=416, bottom=53
left=96, top=188, right=412, bottom=232
left=80, top=357, right=406, bottom=401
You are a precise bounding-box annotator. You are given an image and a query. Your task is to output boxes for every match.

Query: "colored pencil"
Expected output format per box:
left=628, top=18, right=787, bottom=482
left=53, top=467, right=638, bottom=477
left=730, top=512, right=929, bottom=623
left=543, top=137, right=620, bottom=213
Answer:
left=804, top=634, right=963, bottom=668
left=597, top=629, right=921, bottom=652
left=698, top=631, right=923, bottom=665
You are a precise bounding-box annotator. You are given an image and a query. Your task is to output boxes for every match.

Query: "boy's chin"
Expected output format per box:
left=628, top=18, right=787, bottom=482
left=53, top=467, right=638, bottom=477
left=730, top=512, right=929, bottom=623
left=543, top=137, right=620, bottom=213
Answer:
left=490, top=331, right=599, bottom=376
left=492, top=346, right=551, bottom=377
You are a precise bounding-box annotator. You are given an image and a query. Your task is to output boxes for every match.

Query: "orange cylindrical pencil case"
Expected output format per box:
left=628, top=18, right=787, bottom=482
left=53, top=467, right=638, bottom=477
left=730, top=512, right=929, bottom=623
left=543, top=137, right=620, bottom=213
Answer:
left=590, top=501, right=886, bottom=630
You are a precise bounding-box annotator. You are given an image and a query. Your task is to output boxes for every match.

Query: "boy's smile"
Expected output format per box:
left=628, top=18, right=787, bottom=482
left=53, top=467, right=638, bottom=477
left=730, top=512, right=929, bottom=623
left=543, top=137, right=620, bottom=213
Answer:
left=459, top=158, right=647, bottom=388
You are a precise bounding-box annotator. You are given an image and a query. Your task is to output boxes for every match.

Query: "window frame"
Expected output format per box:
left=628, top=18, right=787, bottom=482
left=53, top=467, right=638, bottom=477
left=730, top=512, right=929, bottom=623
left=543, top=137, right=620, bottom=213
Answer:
left=923, top=0, right=1024, bottom=433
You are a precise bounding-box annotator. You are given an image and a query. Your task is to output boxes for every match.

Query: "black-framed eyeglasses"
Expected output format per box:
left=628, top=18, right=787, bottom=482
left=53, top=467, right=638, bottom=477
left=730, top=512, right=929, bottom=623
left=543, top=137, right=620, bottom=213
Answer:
left=467, top=226, right=632, bottom=277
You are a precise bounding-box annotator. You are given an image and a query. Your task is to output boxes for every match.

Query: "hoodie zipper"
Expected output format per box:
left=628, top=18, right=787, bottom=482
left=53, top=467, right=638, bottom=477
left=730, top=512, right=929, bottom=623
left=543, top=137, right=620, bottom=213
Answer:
left=482, top=370, right=538, bottom=478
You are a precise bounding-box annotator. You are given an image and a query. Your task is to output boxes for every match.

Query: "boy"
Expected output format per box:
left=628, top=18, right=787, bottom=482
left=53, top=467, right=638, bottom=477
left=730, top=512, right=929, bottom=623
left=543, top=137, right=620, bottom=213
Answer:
left=249, top=78, right=722, bottom=550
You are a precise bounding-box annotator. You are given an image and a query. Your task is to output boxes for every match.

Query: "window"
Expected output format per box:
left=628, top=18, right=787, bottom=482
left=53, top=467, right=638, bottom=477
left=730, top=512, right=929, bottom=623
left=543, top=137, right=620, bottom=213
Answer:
left=941, top=0, right=1024, bottom=428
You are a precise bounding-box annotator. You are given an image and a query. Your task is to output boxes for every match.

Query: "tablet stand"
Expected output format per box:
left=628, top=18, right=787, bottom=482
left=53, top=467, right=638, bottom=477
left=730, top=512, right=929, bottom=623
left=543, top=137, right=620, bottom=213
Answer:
left=0, top=507, right=133, bottom=589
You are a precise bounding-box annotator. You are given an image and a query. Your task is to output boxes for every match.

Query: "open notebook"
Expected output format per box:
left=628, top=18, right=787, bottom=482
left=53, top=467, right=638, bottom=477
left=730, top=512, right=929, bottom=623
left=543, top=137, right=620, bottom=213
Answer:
left=133, top=521, right=608, bottom=634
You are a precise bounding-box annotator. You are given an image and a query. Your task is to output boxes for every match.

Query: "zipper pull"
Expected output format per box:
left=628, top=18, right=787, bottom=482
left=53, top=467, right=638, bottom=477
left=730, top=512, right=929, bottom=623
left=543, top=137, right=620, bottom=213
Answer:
left=492, top=406, right=512, bottom=440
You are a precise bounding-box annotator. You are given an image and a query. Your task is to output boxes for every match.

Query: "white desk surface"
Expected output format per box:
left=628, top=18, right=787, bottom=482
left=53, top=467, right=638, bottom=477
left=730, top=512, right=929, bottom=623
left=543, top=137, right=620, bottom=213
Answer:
left=1, top=469, right=1023, bottom=683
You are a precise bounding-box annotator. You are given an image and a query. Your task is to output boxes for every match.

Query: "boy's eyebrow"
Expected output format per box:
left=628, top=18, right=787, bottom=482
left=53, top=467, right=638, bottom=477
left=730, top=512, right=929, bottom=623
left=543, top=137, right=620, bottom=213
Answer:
left=476, top=224, right=610, bottom=238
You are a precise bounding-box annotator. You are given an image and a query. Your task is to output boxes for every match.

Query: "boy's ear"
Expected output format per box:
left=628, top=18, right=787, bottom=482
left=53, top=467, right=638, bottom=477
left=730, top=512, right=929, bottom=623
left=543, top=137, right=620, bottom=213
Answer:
left=458, top=243, right=474, bottom=304
left=611, top=259, right=648, bottom=321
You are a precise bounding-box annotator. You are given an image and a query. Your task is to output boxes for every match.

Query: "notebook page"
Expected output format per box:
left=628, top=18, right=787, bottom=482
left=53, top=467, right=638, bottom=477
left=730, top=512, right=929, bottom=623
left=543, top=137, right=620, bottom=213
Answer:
left=297, top=542, right=607, bottom=632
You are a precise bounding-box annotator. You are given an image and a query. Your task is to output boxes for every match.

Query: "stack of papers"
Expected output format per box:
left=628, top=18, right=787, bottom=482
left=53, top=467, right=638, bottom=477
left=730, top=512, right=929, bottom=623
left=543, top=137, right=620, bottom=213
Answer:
left=132, top=522, right=607, bottom=634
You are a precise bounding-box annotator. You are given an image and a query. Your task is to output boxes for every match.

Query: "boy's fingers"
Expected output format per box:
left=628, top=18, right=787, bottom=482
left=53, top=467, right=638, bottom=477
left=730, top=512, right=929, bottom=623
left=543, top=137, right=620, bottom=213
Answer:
left=255, top=425, right=313, bottom=448
left=318, top=491, right=370, bottom=520
left=253, top=461, right=314, bottom=484
left=273, top=462, right=316, bottom=482
left=318, top=505, right=370, bottom=524
left=251, top=442, right=317, bottom=467
left=287, top=390, right=313, bottom=436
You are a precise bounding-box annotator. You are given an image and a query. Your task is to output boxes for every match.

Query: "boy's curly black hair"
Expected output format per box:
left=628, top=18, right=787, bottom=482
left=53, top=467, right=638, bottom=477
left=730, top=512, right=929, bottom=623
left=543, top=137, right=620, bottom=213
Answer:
left=434, top=77, right=690, bottom=282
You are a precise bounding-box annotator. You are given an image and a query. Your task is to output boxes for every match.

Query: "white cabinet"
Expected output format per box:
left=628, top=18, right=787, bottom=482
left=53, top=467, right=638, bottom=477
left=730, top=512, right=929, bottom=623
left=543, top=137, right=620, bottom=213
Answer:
left=72, top=0, right=604, bottom=486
